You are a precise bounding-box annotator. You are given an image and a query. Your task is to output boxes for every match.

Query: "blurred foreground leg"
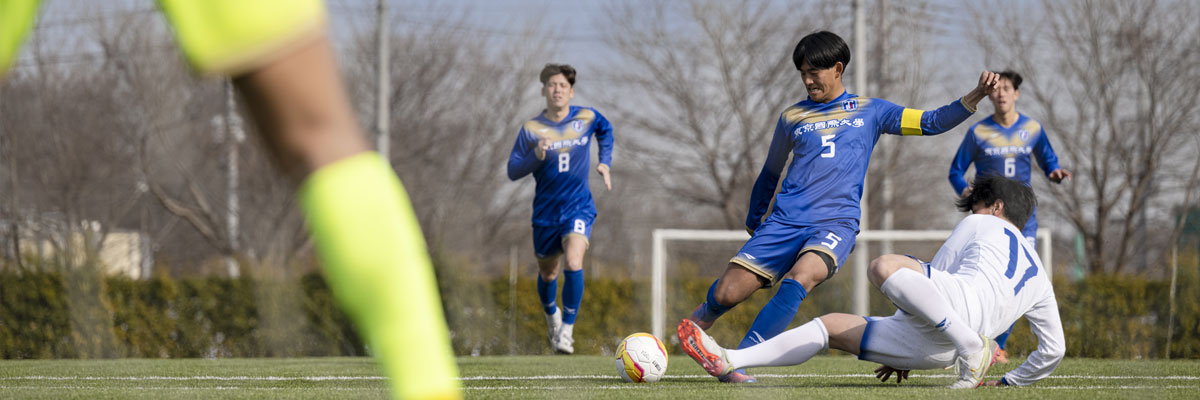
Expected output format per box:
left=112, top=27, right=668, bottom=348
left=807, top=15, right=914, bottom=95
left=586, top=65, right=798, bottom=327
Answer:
left=156, top=0, right=461, bottom=396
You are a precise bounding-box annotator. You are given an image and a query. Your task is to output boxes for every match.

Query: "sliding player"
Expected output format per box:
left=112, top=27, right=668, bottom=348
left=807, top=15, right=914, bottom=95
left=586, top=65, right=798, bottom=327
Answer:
left=507, top=63, right=614, bottom=354
left=1, top=1, right=460, bottom=398
left=680, top=175, right=1066, bottom=388
left=686, top=30, right=999, bottom=382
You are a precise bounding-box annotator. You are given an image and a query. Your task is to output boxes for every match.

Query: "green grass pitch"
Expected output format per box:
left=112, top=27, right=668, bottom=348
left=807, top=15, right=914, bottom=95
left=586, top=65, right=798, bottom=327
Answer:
left=0, top=355, right=1196, bottom=399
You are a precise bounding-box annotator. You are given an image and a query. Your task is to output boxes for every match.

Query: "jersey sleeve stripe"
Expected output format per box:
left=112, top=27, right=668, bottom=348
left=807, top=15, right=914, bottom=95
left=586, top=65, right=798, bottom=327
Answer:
left=900, top=108, right=925, bottom=136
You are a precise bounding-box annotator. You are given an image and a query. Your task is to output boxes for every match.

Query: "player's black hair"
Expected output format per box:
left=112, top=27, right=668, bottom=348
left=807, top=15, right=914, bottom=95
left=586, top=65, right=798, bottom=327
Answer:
left=956, top=175, right=1037, bottom=229
left=792, top=31, right=851, bottom=71
left=998, top=70, right=1023, bottom=90
left=539, top=63, right=576, bottom=87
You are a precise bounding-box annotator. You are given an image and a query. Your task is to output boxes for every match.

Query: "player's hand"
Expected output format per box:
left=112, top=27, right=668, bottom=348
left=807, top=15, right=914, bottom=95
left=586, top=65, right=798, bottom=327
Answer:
left=535, top=138, right=551, bottom=161
left=874, top=365, right=910, bottom=384
left=962, top=71, right=1000, bottom=110
left=981, top=379, right=1005, bottom=387
left=1048, top=168, right=1072, bottom=183
left=960, top=186, right=973, bottom=198
left=977, top=70, right=1000, bottom=93
left=597, top=164, right=612, bottom=191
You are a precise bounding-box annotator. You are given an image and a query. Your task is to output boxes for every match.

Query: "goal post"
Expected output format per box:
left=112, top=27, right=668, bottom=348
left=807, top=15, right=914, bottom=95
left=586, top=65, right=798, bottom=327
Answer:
left=650, top=228, right=1051, bottom=341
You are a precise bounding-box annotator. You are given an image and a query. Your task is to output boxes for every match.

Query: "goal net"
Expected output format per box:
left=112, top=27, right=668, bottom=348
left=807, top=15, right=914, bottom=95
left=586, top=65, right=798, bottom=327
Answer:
left=649, top=228, right=1051, bottom=342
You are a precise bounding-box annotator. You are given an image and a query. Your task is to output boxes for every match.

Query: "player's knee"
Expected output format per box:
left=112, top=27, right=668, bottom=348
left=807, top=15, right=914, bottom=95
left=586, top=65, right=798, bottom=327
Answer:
left=564, top=257, right=583, bottom=272
left=711, top=286, right=738, bottom=307
left=712, top=281, right=751, bottom=307
left=819, top=313, right=863, bottom=354
left=537, top=257, right=560, bottom=279
left=868, top=255, right=903, bottom=288
left=786, top=258, right=829, bottom=289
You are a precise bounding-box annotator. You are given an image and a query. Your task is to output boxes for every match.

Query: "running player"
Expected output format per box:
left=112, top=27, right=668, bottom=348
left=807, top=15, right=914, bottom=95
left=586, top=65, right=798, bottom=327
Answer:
left=507, top=63, right=614, bottom=354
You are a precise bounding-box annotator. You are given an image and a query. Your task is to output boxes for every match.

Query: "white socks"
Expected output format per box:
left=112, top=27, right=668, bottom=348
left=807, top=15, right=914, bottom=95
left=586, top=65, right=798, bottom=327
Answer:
left=880, top=268, right=982, bottom=355
left=726, top=319, right=829, bottom=369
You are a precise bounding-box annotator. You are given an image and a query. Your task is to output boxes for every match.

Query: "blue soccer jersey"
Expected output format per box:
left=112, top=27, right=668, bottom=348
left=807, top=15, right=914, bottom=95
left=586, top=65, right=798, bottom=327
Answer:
left=507, top=105, right=614, bottom=227
left=745, top=91, right=977, bottom=231
left=948, top=113, right=1061, bottom=239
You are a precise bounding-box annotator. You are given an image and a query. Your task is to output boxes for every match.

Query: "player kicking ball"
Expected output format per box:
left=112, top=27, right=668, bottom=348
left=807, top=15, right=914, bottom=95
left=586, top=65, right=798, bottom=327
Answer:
left=508, top=64, right=614, bottom=354
left=686, top=30, right=998, bottom=383
left=680, top=175, right=1065, bottom=388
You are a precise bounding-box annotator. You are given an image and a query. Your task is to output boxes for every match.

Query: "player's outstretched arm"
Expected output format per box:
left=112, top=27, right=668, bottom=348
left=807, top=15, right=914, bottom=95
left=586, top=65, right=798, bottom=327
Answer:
left=998, top=295, right=1066, bottom=386
left=880, top=71, right=1000, bottom=138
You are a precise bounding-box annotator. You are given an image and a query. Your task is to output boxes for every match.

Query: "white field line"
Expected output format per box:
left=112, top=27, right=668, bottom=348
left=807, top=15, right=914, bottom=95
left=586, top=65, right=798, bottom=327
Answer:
left=1, top=384, right=1194, bottom=391
left=0, top=386, right=380, bottom=391
left=1, top=373, right=1196, bottom=381
left=0, top=376, right=385, bottom=381
left=460, top=373, right=1200, bottom=381
left=1036, top=384, right=1195, bottom=386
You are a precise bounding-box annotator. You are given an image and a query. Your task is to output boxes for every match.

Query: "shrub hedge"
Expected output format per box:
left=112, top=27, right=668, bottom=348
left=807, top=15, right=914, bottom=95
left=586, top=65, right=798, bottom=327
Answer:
left=0, top=258, right=1196, bottom=359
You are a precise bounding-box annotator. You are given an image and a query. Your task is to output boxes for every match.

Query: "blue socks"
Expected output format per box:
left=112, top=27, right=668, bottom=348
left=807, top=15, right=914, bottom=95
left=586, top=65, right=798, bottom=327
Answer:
left=537, top=275, right=558, bottom=315
left=538, top=269, right=585, bottom=323
left=737, top=279, right=807, bottom=350
left=692, top=279, right=735, bottom=323
left=561, top=269, right=584, bottom=324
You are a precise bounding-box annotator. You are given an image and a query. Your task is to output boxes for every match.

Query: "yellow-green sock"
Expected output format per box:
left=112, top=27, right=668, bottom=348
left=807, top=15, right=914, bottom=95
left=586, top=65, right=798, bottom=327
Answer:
left=0, top=0, right=41, bottom=78
left=299, top=152, right=460, bottom=399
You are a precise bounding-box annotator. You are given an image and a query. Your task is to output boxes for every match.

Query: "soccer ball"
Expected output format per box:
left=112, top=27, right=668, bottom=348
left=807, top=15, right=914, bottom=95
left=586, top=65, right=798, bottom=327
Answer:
left=615, top=332, right=668, bottom=383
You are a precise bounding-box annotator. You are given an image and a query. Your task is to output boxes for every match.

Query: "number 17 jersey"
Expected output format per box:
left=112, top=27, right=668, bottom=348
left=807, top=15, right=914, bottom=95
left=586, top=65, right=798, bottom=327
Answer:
left=927, top=214, right=1064, bottom=385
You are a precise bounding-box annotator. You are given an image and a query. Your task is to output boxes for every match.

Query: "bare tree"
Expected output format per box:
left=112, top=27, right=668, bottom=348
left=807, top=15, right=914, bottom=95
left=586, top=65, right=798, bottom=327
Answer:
left=972, top=0, right=1200, bottom=274
left=599, top=0, right=834, bottom=229
left=342, top=7, right=554, bottom=268
left=861, top=0, right=958, bottom=235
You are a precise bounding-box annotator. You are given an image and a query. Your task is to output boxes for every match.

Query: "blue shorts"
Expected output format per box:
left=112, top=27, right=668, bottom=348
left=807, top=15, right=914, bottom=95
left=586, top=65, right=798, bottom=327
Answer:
left=532, top=212, right=594, bottom=259
left=729, top=218, right=858, bottom=287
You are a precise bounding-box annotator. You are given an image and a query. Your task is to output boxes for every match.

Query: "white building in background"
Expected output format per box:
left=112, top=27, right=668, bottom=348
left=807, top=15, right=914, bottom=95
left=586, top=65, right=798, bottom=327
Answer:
left=0, top=218, right=153, bottom=279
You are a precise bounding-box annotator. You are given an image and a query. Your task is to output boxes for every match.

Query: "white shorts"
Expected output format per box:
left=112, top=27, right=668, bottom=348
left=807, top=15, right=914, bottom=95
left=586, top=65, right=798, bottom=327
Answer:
left=857, top=262, right=975, bottom=370
left=857, top=310, right=957, bottom=370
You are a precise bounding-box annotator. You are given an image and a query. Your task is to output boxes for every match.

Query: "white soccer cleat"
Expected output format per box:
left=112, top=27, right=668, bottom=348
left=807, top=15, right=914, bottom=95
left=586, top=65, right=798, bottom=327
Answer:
left=949, top=335, right=999, bottom=389
left=677, top=319, right=735, bottom=377
left=545, top=308, right=563, bottom=350
left=554, top=323, right=575, bottom=354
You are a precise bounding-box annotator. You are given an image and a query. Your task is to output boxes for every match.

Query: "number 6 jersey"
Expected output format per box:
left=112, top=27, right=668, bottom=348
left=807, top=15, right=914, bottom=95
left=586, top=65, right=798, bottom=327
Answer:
left=507, top=105, right=614, bottom=227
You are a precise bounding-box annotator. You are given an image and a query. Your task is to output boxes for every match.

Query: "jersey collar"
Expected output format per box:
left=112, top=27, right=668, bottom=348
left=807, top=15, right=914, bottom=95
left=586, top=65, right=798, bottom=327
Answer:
left=804, top=91, right=854, bottom=105
left=538, top=105, right=579, bottom=125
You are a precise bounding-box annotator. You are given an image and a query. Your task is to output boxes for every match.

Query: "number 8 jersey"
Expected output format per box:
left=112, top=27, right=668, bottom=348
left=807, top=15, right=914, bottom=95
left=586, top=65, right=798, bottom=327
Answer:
left=507, top=106, right=614, bottom=227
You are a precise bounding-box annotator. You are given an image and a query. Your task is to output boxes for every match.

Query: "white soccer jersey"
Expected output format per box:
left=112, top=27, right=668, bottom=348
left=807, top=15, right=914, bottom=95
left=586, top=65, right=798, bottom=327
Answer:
left=928, top=214, right=1066, bottom=386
